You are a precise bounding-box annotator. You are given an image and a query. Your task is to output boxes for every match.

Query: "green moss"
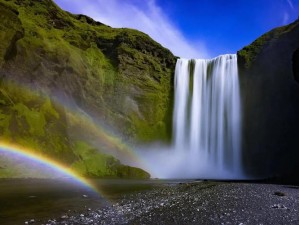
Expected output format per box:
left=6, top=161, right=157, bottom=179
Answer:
left=0, top=110, right=11, bottom=139
left=13, top=103, right=46, bottom=136
left=238, top=20, right=299, bottom=68
left=0, top=0, right=176, bottom=143
left=0, top=0, right=176, bottom=178
left=41, top=98, right=59, bottom=119
left=71, top=141, right=150, bottom=178
left=0, top=82, right=70, bottom=156
left=0, top=82, right=150, bottom=178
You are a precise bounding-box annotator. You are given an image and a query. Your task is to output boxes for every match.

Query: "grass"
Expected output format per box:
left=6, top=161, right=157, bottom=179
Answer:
left=238, top=20, right=299, bottom=68
left=0, top=0, right=177, bottom=178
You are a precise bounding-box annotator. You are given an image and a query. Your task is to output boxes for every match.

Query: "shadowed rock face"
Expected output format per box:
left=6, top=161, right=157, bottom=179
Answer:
left=293, top=48, right=299, bottom=83
left=238, top=20, right=299, bottom=182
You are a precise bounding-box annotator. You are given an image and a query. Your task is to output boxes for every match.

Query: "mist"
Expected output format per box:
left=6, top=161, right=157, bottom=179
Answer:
left=134, top=144, right=245, bottom=180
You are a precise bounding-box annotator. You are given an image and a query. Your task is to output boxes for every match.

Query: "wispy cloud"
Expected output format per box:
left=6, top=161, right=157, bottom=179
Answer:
left=282, top=0, right=297, bottom=25
left=283, top=11, right=290, bottom=24
left=286, top=0, right=295, bottom=10
left=55, top=0, right=209, bottom=58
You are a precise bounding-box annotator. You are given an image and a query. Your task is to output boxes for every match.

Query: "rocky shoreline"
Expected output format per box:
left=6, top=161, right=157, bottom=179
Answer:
left=43, top=181, right=299, bottom=225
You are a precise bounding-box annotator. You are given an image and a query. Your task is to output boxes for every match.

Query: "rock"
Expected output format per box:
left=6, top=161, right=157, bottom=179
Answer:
left=274, top=191, right=286, bottom=197
left=0, top=0, right=173, bottom=179
left=0, top=0, right=176, bottom=146
left=238, top=19, right=299, bottom=182
left=271, top=204, right=287, bottom=209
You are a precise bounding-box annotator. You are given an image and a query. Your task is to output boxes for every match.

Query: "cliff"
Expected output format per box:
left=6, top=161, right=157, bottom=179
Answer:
left=2, top=0, right=299, bottom=182
left=0, top=0, right=176, bottom=142
left=238, top=19, right=299, bottom=182
left=0, top=0, right=177, bottom=178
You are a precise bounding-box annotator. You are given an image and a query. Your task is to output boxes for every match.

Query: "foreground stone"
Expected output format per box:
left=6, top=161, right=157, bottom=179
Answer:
left=43, top=181, right=299, bottom=225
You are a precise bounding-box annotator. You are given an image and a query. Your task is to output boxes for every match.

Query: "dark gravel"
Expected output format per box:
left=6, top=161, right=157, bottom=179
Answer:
left=43, top=181, right=299, bottom=225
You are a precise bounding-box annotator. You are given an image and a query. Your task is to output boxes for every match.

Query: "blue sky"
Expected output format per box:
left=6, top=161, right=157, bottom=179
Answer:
left=54, top=0, right=299, bottom=58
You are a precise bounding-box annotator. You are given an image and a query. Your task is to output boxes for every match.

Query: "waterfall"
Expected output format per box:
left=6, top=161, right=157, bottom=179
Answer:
left=172, top=54, right=242, bottom=178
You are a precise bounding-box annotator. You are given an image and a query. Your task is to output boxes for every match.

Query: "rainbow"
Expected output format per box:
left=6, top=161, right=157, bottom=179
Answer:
left=66, top=109, right=146, bottom=168
left=0, top=141, right=97, bottom=192
left=2, top=80, right=144, bottom=168
left=0, top=81, right=149, bottom=181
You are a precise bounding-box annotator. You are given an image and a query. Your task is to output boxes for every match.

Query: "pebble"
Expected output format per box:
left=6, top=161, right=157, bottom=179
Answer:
left=271, top=204, right=287, bottom=209
left=43, top=182, right=299, bottom=225
left=274, top=191, right=286, bottom=197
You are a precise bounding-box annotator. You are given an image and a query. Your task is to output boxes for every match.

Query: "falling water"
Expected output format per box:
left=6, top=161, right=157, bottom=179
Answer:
left=172, top=54, right=242, bottom=178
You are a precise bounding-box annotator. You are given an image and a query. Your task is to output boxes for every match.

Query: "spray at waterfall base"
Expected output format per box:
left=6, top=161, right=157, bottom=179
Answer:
left=138, top=54, right=244, bottom=179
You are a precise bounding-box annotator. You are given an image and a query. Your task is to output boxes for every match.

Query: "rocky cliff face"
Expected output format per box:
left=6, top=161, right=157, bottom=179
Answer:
left=0, top=0, right=176, bottom=143
left=238, top=20, right=299, bottom=182
left=2, top=0, right=299, bottom=182
left=0, top=0, right=177, bottom=178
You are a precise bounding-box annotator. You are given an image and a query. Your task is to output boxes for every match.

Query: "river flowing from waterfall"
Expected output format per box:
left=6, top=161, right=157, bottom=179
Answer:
left=139, top=54, right=243, bottom=179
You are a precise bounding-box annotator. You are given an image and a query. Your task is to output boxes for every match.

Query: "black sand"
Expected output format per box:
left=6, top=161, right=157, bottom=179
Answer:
left=43, top=181, right=299, bottom=225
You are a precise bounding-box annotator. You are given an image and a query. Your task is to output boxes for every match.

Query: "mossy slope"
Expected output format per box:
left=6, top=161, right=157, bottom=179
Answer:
left=0, top=0, right=176, bottom=178
left=0, top=82, right=150, bottom=178
left=0, top=0, right=176, bottom=143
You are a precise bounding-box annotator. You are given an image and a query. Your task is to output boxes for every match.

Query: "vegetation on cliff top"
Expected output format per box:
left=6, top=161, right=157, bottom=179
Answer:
left=237, top=19, right=299, bottom=68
